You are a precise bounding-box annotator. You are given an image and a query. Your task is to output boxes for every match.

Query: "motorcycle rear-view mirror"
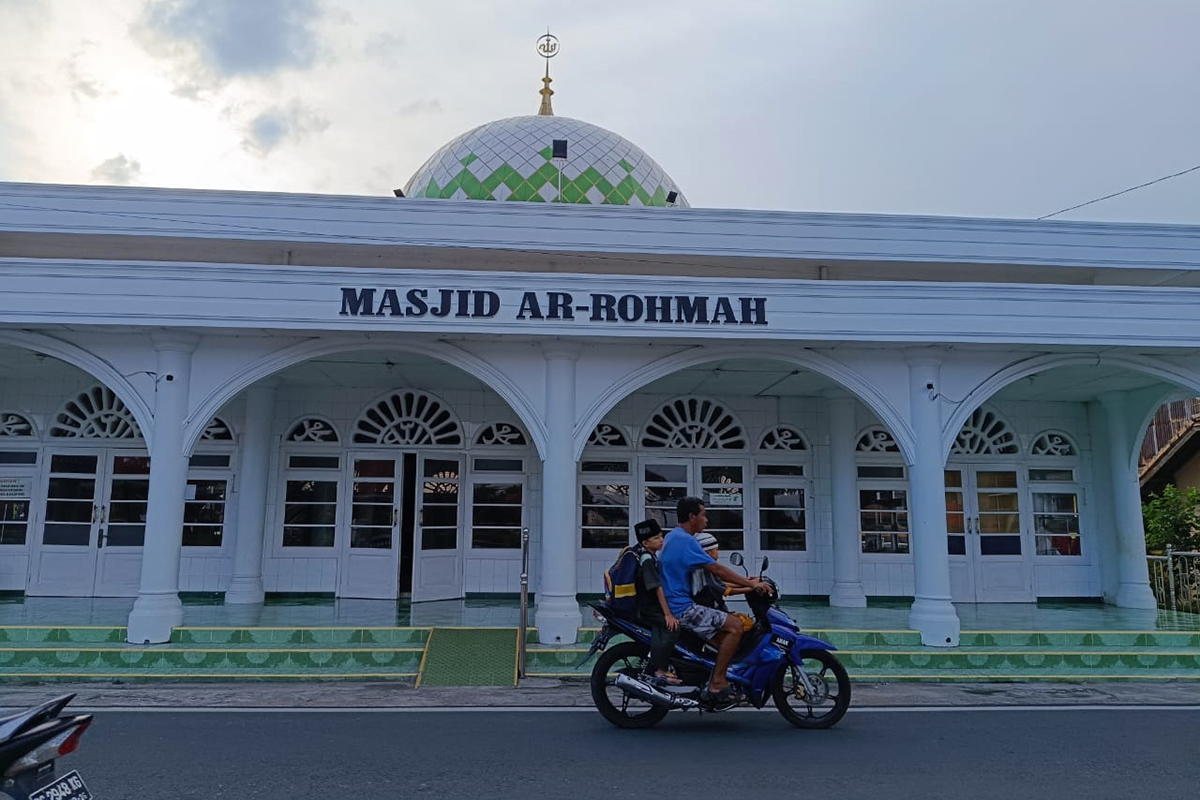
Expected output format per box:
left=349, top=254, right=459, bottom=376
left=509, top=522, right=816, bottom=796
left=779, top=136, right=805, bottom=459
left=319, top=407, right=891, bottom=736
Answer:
left=760, top=556, right=770, bottom=574
left=728, top=552, right=743, bottom=567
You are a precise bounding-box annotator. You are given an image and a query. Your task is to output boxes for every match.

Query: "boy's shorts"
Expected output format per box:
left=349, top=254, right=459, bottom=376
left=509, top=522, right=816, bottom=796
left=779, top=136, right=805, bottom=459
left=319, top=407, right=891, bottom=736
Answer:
left=678, top=604, right=728, bottom=640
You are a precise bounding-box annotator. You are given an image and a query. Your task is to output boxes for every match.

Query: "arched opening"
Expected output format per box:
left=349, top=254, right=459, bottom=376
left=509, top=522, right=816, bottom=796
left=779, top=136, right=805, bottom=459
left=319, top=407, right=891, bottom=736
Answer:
left=203, top=348, right=538, bottom=603
left=941, top=355, right=1200, bottom=606
left=578, top=357, right=895, bottom=597
left=0, top=343, right=154, bottom=598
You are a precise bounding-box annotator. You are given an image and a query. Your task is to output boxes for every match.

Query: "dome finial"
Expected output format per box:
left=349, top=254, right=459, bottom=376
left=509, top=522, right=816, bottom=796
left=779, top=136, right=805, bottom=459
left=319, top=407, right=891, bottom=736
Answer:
left=536, top=31, right=559, bottom=116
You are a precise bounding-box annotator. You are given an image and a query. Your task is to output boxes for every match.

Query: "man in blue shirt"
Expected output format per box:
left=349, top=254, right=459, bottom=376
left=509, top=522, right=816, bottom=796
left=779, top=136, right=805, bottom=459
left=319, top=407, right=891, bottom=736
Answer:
left=658, top=495, right=765, bottom=703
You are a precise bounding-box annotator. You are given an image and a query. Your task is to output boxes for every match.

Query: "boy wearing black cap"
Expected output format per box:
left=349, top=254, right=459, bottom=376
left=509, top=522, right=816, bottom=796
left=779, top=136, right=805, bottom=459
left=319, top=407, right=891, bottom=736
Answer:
left=633, top=519, right=681, bottom=686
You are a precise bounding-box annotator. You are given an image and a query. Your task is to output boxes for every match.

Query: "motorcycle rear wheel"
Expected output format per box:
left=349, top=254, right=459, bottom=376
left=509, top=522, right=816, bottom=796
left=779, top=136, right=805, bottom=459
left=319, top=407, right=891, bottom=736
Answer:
left=590, top=641, right=670, bottom=729
left=772, top=649, right=851, bottom=729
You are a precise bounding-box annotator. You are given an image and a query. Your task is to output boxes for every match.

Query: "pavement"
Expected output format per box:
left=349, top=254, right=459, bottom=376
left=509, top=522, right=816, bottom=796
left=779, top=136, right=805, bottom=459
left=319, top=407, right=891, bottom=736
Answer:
left=0, top=678, right=1196, bottom=710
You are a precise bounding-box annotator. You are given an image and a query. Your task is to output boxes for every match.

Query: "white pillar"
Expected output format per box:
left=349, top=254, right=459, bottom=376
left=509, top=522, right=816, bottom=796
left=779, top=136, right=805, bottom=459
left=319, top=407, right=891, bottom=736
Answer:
left=225, top=383, right=276, bottom=604
left=535, top=343, right=582, bottom=644
left=905, top=354, right=961, bottom=647
left=127, top=334, right=197, bottom=644
left=826, top=394, right=866, bottom=607
left=1100, top=392, right=1157, bottom=609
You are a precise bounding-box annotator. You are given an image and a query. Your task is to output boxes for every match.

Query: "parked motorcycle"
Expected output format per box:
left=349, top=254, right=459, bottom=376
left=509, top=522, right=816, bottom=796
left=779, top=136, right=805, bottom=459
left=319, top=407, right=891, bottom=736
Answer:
left=0, top=694, right=93, bottom=799
left=586, top=554, right=851, bottom=729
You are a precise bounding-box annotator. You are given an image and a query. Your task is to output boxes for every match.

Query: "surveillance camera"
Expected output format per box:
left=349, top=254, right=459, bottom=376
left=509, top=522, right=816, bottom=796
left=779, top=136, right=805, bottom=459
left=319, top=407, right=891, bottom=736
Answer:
left=165, top=374, right=175, bottom=382
left=926, top=383, right=934, bottom=391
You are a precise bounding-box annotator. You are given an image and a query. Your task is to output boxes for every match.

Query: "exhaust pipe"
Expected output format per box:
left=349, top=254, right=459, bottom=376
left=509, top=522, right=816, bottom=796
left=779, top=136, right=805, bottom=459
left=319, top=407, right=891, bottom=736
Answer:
left=614, top=674, right=700, bottom=709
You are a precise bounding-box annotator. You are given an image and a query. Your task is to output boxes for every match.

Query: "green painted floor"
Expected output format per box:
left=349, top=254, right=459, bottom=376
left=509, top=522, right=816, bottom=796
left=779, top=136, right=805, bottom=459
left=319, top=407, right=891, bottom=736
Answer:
left=416, top=628, right=518, bottom=687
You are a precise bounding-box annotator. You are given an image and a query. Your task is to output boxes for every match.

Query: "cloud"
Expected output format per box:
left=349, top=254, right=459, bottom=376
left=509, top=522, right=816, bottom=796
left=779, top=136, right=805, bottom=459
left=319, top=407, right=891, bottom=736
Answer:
left=241, top=100, right=330, bottom=156
left=91, top=154, right=142, bottom=184
left=64, top=51, right=104, bottom=101
left=133, top=0, right=324, bottom=94
left=397, top=98, right=442, bottom=117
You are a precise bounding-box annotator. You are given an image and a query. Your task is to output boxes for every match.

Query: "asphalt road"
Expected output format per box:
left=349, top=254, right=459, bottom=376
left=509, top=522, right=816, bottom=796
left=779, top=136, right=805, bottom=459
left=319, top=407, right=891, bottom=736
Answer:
left=56, top=707, right=1200, bottom=800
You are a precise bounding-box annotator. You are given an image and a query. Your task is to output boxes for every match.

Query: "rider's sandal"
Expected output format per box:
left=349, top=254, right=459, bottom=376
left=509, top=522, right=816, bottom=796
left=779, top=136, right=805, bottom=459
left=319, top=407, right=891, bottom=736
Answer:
left=652, top=672, right=683, bottom=686
left=702, top=684, right=744, bottom=704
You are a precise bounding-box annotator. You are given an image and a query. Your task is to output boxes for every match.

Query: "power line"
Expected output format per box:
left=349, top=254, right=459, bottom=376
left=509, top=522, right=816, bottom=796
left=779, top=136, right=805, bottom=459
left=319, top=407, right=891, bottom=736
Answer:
left=1037, top=162, right=1200, bottom=220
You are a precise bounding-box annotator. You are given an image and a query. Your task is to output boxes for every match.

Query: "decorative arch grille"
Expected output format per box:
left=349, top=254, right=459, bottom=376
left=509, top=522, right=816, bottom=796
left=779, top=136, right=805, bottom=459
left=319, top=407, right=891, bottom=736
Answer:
left=952, top=408, right=1019, bottom=455
left=201, top=417, right=234, bottom=441
left=286, top=418, right=339, bottom=443
left=353, top=391, right=462, bottom=446
left=1031, top=431, right=1078, bottom=457
left=759, top=426, right=808, bottom=451
left=641, top=398, right=746, bottom=450
left=0, top=413, right=34, bottom=438
left=49, top=386, right=141, bottom=439
left=474, top=422, right=527, bottom=446
left=587, top=423, right=629, bottom=447
left=856, top=427, right=900, bottom=453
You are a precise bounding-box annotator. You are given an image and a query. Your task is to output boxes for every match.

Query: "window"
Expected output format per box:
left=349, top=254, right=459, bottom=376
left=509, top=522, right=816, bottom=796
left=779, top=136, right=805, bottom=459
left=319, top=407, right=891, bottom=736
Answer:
left=759, top=486, right=805, bottom=551
left=0, top=498, right=29, bottom=545
left=422, top=460, right=461, bottom=550
left=702, top=465, right=744, bottom=550
left=859, top=488, right=909, bottom=554
left=1030, top=468, right=1081, bottom=556
left=184, top=479, right=227, bottom=547
left=581, top=482, right=630, bottom=548
left=283, top=479, right=338, bottom=547
left=471, top=481, right=523, bottom=548
left=350, top=459, right=395, bottom=550
left=643, top=463, right=688, bottom=531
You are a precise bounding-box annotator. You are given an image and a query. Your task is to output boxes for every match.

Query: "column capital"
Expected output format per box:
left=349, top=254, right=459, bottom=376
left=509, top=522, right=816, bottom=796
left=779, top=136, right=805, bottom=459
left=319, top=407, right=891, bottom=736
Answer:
left=541, top=340, right=581, bottom=361
left=151, top=331, right=200, bottom=354
left=904, top=347, right=947, bottom=367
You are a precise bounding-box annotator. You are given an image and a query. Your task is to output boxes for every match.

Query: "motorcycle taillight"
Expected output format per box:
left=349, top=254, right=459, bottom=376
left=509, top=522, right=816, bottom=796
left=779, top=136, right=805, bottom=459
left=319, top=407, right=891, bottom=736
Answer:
left=3, top=717, right=92, bottom=777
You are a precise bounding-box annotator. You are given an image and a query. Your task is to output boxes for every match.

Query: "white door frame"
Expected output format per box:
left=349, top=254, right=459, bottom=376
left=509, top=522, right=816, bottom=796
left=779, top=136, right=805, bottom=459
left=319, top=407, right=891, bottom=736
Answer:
left=947, top=463, right=1034, bottom=602
left=411, top=453, right=465, bottom=602
left=337, top=452, right=404, bottom=600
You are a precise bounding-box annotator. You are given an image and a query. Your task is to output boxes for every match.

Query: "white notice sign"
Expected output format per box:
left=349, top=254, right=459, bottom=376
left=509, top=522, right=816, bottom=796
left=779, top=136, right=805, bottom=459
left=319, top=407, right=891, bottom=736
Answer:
left=0, top=477, right=33, bottom=500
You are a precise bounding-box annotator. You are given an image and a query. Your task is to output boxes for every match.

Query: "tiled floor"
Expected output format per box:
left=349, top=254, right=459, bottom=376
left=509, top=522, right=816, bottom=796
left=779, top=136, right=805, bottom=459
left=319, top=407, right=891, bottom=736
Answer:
left=0, top=595, right=1196, bottom=632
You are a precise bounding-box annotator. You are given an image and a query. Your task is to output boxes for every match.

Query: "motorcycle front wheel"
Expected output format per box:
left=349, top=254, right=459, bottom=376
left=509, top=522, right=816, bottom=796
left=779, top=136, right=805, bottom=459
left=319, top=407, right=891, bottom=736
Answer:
left=772, top=649, right=851, bottom=729
left=589, top=641, right=670, bottom=729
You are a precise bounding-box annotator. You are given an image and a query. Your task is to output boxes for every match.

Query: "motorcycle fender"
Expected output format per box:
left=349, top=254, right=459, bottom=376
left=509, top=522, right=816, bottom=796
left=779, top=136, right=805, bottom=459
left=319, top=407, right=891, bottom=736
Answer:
left=788, top=633, right=836, bottom=658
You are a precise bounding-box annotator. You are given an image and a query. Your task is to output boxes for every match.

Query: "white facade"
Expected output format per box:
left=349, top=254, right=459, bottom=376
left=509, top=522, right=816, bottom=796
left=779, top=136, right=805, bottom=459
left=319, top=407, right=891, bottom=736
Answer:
left=2, top=182, right=1200, bottom=646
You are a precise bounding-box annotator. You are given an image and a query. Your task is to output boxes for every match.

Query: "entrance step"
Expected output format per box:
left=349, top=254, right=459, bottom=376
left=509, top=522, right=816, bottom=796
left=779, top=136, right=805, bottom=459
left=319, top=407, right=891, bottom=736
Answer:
left=0, top=626, right=430, bottom=681
left=416, top=627, right=519, bottom=687
left=525, top=627, right=1200, bottom=682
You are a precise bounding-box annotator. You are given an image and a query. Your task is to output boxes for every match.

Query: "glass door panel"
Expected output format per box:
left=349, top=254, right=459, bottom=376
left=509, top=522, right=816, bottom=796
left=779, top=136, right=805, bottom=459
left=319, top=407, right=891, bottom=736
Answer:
left=43, top=454, right=99, bottom=547
left=105, top=455, right=150, bottom=547
left=350, top=458, right=396, bottom=550
left=700, top=464, right=744, bottom=550
left=975, top=470, right=1021, bottom=556
left=412, top=455, right=465, bottom=602
left=642, top=461, right=688, bottom=530
left=339, top=456, right=401, bottom=600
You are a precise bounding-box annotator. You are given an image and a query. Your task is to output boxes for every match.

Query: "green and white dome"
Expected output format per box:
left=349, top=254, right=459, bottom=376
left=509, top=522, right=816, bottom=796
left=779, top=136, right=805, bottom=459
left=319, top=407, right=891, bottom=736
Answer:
left=403, top=115, right=689, bottom=207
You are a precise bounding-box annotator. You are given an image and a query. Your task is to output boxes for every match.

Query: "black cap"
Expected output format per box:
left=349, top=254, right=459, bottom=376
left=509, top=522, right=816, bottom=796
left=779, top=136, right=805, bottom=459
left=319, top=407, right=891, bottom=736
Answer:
left=634, top=518, right=663, bottom=542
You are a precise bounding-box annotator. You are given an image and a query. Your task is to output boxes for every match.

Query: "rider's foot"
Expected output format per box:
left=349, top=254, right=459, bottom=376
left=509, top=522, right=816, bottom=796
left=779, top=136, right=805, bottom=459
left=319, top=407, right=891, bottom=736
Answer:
left=652, top=670, right=682, bottom=686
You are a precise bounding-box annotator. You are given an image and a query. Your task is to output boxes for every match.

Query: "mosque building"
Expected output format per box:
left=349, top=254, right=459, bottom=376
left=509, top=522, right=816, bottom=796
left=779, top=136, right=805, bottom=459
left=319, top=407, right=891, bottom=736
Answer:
left=1, top=37, right=1198, bottom=647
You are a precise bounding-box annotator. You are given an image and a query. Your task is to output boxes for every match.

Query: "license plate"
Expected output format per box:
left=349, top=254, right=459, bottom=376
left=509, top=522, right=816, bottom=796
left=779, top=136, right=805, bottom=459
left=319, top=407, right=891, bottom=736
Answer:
left=30, top=770, right=92, bottom=800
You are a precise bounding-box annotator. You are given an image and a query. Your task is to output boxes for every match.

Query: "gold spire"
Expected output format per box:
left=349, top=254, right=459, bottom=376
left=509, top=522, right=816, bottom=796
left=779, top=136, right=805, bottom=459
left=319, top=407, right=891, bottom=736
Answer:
left=535, top=32, right=559, bottom=116
left=538, top=61, right=554, bottom=116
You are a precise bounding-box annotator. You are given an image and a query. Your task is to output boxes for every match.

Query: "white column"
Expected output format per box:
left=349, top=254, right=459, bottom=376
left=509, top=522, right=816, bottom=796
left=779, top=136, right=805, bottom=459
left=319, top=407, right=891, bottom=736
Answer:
left=127, top=333, right=197, bottom=644
left=225, top=383, right=277, bottom=604
left=1100, top=392, right=1158, bottom=609
left=535, top=343, right=582, bottom=644
left=905, top=354, right=961, bottom=647
left=826, top=394, right=866, bottom=607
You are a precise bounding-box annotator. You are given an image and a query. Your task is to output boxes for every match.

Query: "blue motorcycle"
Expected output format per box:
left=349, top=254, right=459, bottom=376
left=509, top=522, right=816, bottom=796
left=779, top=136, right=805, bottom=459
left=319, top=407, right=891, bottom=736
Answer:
left=585, top=554, right=851, bottom=729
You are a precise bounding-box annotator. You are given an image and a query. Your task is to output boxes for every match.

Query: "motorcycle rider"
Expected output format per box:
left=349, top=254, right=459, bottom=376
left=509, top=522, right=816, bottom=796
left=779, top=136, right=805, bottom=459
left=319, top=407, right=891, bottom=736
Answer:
left=658, top=495, right=766, bottom=703
left=691, top=530, right=754, bottom=613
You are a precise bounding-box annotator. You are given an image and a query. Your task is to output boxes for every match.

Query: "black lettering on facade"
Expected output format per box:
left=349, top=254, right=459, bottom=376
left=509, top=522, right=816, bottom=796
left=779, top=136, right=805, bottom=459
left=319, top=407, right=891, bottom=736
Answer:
left=617, top=294, right=644, bottom=322
left=405, top=289, right=429, bottom=317
left=431, top=288, right=453, bottom=317
left=674, top=296, right=709, bottom=324
left=710, top=296, right=737, bottom=325
left=644, top=295, right=672, bottom=323
left=590, top=293, right=618, bottom=322
left=517, top=292, right=544, bottom=320
left=376, top=288, right=403, bottom=317
left=739, top=296, right=767, bottom=325
left=547, top=292, right=574, bottom=320
left=474, top=291, right=500, bottom=318
left=340, top=287, right=375, bottom=316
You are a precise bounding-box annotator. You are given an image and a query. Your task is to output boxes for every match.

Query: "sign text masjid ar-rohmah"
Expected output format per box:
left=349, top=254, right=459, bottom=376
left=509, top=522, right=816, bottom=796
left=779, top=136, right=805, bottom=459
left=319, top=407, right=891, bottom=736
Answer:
left=339, top=287, right=769, bottom=326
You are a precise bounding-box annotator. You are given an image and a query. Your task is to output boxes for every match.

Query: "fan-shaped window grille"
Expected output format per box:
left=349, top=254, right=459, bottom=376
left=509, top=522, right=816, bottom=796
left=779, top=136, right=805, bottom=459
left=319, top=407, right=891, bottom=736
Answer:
left=200, top=417, right=234, bottom=441
left=587, top=423, right=629, bottom=447
left=759, top=426, right=808, bottom=451
left=1031, top=431, right=1078, bottom=457
left=0, top=413, right=34, bottom=438
left=640, top=398, right=746, bottom=450
left=856, top=427, right=900, bottom=453
left=353, top=391, right=462, bottom=446
left=285, top=418, right=339, bottom=443
left=474, top=422, right=527, bottom=446
left=49, top=386, right=141, bottom=439
left=952, top=409, right=1019, bottom=455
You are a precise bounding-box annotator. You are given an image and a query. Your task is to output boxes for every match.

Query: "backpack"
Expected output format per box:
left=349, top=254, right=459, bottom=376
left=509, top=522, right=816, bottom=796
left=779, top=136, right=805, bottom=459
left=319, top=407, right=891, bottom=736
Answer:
left=602, top=544, right=645, bottom=616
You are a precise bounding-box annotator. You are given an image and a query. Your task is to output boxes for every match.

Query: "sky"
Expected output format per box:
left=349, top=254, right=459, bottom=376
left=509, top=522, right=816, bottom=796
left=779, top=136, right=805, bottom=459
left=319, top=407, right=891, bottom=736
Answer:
left=1, top=0, right=1198, bottom=223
